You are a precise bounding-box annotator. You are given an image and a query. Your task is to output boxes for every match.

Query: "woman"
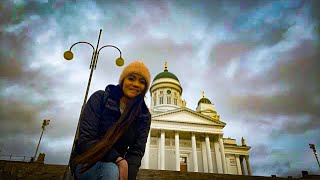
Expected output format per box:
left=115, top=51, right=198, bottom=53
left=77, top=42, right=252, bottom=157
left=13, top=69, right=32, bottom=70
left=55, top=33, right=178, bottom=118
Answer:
left=71, top=61, right=151, bottom=180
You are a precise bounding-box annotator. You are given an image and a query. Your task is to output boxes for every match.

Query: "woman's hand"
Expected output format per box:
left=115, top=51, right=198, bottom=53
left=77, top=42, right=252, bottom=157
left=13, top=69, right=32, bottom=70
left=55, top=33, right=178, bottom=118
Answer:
left=116, top=157, right=128, bottom=180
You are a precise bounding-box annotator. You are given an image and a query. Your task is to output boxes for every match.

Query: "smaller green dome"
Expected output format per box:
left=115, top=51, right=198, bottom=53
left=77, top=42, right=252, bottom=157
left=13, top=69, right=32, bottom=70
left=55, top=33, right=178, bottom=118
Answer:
left=197, top=97, right=212, bottom=105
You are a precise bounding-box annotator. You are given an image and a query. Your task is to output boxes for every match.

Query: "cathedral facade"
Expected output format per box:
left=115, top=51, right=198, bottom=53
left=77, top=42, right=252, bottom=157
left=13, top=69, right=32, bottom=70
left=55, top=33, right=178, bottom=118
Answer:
left=141, top=63, right=252, bottom=175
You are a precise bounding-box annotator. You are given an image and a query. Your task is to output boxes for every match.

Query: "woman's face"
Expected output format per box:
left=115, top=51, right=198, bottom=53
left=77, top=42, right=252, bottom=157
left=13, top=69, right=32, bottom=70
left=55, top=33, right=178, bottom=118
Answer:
left=122, top=73, right=146, bottom=99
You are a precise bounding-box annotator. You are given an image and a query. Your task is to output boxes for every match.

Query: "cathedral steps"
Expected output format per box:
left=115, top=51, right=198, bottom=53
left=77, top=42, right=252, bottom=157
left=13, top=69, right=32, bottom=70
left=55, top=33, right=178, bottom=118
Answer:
left=137, top=169, right=288, bottom=180
left=0, top=160, right=318, bottom=180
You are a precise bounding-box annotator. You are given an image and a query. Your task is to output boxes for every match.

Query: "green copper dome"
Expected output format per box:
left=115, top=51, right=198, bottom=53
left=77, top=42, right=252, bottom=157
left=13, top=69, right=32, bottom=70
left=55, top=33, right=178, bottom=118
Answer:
left=153, top=62, right=180, bottom=82
left=197, top=92, right=212, bottom=105
left=153, top=69, right=180, bottom=82
left=197, top=97, right=212, bottom=105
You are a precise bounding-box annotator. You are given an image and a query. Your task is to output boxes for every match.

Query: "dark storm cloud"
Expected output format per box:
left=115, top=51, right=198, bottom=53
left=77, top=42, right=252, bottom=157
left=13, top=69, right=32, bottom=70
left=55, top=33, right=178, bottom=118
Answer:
left=310, top=0, right=320, bottom=21
left=0, top=1, right=58, bottom=141
left=0, top=98, right=40, bottom=135
left=0, top=134, right=37, bottom=158
left=0, top=0, right=80, bottom=160
left=252, top=146, right=319, bottom=177
left=227, top=51, right=320, bottom=116
left=209, top=41, right=253, bottom=68
left=118, top=36, right=194, bottom=76
left=0, top=31, right=31, bottom=81
left=277, top=115, right=320, bottom=135
left=0, top=1, right=26, bottom=27
left=250, top=143, right=270, bottom=159
left=224, top=42, right=320, bottom=135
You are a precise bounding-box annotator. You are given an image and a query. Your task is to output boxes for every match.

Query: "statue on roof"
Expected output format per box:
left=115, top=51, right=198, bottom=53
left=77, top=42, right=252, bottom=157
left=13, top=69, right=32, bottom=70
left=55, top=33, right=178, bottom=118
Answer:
left=241, top=137, right=246, bottom=146
left=182, top=99, right=187, bottom=107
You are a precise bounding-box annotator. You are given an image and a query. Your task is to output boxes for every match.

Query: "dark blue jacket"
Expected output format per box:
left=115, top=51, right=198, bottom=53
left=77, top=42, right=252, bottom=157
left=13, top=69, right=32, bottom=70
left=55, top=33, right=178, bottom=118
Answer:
left=73, top=84, right=151, bottom=179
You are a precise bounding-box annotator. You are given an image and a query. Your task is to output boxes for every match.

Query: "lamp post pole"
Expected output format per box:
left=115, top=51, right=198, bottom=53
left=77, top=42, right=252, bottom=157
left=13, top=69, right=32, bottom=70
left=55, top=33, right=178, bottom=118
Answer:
left=33, top=119, right=50, bottom=162
left=62, top=29, right=124, bottom=180
left=309, top=144, right=320, bottom=169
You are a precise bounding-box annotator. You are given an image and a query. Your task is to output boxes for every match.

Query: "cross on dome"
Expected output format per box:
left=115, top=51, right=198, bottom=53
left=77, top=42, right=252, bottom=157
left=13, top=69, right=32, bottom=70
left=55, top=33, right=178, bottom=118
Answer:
left=164, top=61, right=168, bottom=72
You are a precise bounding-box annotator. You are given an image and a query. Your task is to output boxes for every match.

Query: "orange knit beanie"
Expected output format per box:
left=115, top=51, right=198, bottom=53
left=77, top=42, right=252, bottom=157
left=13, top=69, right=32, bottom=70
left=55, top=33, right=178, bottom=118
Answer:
left=118, top=61, right=151, bottom=91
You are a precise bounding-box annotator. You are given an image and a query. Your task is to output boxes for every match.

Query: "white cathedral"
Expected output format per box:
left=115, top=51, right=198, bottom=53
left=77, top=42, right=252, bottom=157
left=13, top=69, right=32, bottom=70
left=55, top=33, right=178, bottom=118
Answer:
left=141, top=62, right=252, bottom=175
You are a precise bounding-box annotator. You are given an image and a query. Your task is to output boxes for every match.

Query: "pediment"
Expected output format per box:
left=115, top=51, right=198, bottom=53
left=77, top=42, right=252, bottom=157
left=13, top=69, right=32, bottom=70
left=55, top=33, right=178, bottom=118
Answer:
left=152, top=108, right=225, bottom=126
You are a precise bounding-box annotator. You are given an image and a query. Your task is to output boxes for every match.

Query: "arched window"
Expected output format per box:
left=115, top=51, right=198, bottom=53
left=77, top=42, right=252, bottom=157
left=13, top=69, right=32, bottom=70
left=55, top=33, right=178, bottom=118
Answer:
left=167, top=97, right=171, bottom=104
left=159, top=97, right=164, bottom=104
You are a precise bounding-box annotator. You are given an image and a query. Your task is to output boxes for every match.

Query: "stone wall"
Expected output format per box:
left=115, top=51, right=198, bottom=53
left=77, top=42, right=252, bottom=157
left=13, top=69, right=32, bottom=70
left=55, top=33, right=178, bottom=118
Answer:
left=1, top=160, right=319, bottom=180
left=0, top=160, right=65, bottom=179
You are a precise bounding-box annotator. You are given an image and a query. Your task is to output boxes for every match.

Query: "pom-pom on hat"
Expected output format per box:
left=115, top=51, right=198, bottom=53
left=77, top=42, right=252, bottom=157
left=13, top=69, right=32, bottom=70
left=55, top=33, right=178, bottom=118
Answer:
left=119, top=61, right=151, bottom=92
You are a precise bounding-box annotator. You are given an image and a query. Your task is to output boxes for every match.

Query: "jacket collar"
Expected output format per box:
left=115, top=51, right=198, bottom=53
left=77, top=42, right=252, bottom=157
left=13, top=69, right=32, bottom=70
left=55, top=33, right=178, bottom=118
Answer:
left=105, top=84, right=123, bottom=102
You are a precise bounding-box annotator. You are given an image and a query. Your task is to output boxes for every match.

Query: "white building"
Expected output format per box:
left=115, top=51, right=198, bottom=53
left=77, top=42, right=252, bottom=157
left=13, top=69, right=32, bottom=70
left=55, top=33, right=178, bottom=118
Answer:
left=141, top=62, right=252, bottom=175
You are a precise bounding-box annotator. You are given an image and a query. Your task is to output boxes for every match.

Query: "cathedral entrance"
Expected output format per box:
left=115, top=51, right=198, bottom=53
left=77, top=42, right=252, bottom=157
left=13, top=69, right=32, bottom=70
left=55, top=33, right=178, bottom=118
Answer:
left=180, top=156, right=187, bottom=172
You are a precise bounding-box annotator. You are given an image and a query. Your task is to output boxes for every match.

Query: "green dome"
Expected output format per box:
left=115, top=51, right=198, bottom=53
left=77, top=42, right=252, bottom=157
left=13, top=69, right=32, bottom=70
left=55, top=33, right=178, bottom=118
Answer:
left=153, top=69, right=180, bottom=82
left=197, top=97, right=212, bottom=105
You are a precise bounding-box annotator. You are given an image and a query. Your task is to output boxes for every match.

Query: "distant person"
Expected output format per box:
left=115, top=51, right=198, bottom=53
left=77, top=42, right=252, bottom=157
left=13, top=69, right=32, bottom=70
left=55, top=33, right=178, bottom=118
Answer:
left=71, top=61, right=151, bottom=180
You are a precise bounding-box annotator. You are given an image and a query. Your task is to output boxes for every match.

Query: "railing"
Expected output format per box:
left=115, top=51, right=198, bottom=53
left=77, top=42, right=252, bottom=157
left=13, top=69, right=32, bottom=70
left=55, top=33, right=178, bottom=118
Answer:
left=0, top=155, right=33, bottom=162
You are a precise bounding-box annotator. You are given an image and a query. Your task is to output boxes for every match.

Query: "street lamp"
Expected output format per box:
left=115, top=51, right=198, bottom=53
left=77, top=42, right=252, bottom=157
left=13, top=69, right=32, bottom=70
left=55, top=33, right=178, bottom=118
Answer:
left=309, top=144, right=320, bottom=169
left=33, top=119, right=50, bottom=162
left=63, top=29, right=124, bottom=179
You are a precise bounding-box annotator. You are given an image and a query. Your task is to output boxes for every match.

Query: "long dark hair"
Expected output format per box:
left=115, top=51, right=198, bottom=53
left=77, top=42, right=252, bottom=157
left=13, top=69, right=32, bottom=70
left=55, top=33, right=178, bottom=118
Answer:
left=73, top=89, right=146, bottom=172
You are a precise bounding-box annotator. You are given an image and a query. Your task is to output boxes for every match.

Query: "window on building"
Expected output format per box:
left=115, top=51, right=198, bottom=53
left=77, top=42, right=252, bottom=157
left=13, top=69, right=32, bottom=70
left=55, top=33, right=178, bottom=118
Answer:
left=174, top=92, right=177, bottom=96
left=174, top=98, right=177, bottom=105
left=159, top=97, right=163, bottom=104
left=153, top=97, right=156, bottom=106
left=154, top=92, right=156, bottom=97
left=167, top=97, right=171, bottom=104
left=160, top=91, right=163, bottom=95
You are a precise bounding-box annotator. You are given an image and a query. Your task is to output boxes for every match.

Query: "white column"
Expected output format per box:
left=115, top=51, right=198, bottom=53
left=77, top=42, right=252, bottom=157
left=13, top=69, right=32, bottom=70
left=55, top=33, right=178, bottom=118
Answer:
left=201, top=141, right=208, bottom=173
left=245, top=155, right=252, bottom=175
left=191, top=133, right=198, bottom=172
left=219, top=137, right=227, bottom=173
left=160, top=130, right=165, bottom=170
left=225, top=156, right=230, bottom=174
left=214, top=140, right=223, bottom=173
left=157, top=137, right=160, bottom=169
left=143, top=130, right=151, bottom=169
left=205, top=135, right=213, bottom=173
left=175, top=131, right=180, bottom=171
left=236, top=155, right=242, bottom=175
left=240, top=156, right=246, bottom=175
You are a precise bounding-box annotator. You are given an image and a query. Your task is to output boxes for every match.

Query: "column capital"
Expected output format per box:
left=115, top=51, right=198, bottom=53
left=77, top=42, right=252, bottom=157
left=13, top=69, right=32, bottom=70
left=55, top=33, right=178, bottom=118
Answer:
left=239, top=155, right=244, bottom=162
left=214, top=134, right=223, bottom=141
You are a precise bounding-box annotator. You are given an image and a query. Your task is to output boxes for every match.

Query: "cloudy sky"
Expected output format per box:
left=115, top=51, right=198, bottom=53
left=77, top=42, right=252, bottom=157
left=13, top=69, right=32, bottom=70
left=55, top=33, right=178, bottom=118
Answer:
left=1, top=0, right=320, bottom=177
